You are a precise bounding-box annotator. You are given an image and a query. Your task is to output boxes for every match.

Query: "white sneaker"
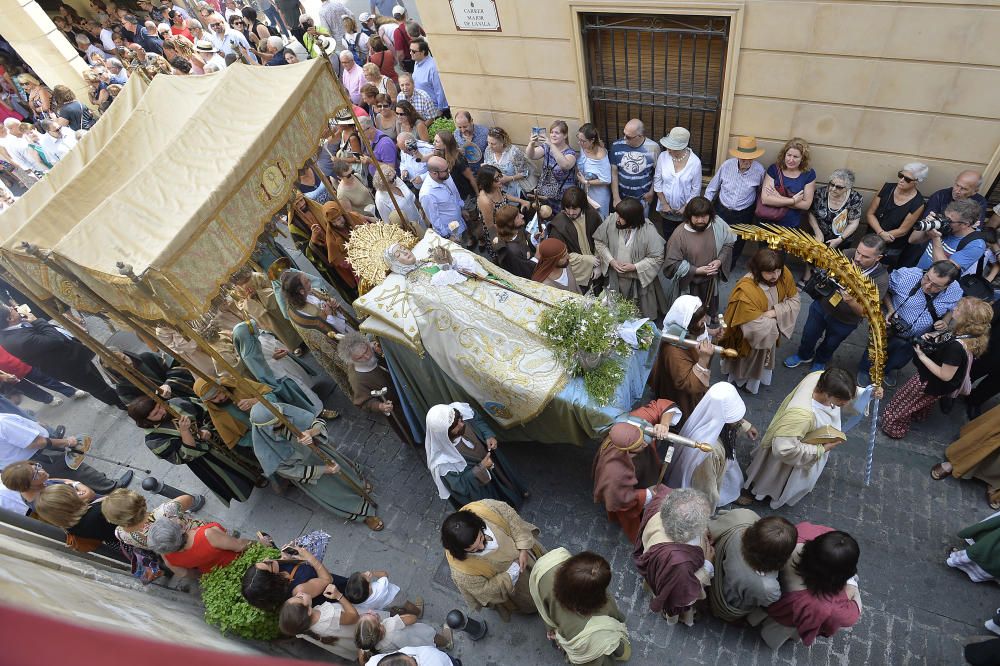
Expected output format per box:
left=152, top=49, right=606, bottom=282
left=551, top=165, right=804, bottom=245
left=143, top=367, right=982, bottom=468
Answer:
left=51, top=397, right=64, bottom=406
left=72, top=390, right=87, bottom=399
left=987, top=619, right=1000, bottom=637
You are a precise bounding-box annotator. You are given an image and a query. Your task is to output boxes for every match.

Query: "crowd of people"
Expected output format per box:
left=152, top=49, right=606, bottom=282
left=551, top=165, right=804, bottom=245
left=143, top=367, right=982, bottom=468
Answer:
left=2, top=2, right=1000, bottom=664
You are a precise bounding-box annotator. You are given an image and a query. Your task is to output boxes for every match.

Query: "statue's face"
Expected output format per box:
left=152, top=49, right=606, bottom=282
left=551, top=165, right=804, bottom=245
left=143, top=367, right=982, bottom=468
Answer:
left=394, top=246, right=416, bottom=266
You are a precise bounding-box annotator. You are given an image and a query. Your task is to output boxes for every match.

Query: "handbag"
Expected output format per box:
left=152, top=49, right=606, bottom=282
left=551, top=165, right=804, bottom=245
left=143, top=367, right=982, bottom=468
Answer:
left=754, top=167, right=790, bottom=222
left=535, top=145, right=575, bottom=201
left=119, top=542, right=166, bottom=585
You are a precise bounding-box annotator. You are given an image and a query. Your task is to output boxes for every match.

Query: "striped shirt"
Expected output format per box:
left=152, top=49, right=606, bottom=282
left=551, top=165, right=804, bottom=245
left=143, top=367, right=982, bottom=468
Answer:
left=704, top=157, right=765, bottom=211
left=397, top=88, right=439, bottom=122
left=888, top=267, right=963, bottom=337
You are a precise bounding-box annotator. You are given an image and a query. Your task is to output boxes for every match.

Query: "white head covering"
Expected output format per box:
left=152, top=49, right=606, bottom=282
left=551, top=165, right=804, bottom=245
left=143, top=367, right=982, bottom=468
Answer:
left=662, top=294, right=702, bottom=331
left=383, top=243, right=418, bottom=275
left=424, top=402, right=476, bottom=500
left=679, top=382, right=746, bottom=443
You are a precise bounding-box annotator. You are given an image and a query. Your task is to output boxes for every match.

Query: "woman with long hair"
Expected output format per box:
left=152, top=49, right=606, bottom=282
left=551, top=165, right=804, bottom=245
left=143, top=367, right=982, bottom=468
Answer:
left=434, top=130, right=477, bottom=200
left=35, top=483, right=117, bottom=545
left=492, top=204, right=534, bottom=278
left=576, top=122, right=612, bottom=219
left=882, top=296, right=992, bottom=439
left=395, top=99, right=428, bottom=142
left=759, top=137, right=817, bottom=229
left=366, top=34, right=397, bottom=83
left=372, top=93, right=398, bottom=140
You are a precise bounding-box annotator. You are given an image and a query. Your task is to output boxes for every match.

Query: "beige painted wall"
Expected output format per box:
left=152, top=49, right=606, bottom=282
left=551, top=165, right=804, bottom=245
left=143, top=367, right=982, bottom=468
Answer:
left=414, top=0, right=1000, bottom=199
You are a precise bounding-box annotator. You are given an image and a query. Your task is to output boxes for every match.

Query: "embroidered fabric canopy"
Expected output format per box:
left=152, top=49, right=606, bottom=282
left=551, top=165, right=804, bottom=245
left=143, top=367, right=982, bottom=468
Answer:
left=0, top=59, right=348, bottom=321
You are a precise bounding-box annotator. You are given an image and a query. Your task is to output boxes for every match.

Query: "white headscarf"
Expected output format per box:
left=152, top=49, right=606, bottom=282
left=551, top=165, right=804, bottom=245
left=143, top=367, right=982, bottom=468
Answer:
left=665, top=382, right=747, bottom=505
left=383, top=243, right=418, bottom=275
left=662, top=294, right=703, bottom=330
left=424, top=402, right=476, bottom=499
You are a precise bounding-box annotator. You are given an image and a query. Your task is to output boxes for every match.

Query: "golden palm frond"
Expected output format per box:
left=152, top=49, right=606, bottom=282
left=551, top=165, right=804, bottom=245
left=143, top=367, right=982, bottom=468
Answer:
left=732, top=223, right=887, bottom=385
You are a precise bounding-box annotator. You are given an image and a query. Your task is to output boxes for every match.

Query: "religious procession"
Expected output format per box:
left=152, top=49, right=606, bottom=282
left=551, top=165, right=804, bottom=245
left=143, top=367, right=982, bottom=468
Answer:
left=1, top=1, right=999, bottom=665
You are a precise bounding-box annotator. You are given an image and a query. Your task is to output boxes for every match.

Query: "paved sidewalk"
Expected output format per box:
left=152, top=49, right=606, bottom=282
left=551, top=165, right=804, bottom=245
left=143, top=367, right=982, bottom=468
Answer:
left=35, top=265, right=999, bottom=666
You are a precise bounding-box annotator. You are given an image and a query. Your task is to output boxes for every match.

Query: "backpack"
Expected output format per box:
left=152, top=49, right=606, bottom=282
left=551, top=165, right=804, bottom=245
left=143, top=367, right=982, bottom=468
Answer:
left=345, top=33, right=364, bottom=66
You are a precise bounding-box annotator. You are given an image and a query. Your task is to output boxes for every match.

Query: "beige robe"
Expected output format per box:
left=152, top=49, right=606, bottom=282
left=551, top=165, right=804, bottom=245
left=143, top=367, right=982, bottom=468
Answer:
left=238, top=272, right=304, bottom=352
left=593, top=216, right=667, bottom=319
left=567, top=214, right=599, bottom=288
left=448, top=499, right=546, bottom=617
left=721, top=280, right=800, bottom=394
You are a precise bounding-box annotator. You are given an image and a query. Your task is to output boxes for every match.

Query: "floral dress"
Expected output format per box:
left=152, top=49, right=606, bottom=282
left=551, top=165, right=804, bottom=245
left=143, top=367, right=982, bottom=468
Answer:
left=484, top=145, right=532, bottom=199
left=810, top=186, right=863, bottom=242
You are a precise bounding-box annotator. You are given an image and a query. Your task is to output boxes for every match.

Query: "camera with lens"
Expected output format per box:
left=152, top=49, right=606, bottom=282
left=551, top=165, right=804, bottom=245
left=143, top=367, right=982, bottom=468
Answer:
left=913, top=212, right=952, bottom=235
left=802, top=269, right=840, bottom=301
left=916, top=330, right=958, bottom=354
left=886, top=312, right=915, bottom=340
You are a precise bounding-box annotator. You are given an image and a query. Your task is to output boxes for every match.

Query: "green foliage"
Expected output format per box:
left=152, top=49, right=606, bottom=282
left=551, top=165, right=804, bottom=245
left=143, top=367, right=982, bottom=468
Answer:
left=201, top=543, right=282, bottom=641
left=428, top=117, right=456, bottom=142
left=537, top=293, right=655, bottom=405
left=584, top=357, right=627, bottom=406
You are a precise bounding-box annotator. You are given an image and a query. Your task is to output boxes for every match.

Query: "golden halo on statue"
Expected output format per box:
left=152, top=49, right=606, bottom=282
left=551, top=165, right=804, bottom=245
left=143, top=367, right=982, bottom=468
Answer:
left=345, top=224, right=417, bottom=292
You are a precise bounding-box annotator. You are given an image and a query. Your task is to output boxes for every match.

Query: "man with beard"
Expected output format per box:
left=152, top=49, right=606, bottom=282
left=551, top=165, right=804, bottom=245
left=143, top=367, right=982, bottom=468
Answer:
left=546, top=187, right=602, bottom=292
left=337, top=331, right=415, bottom=447
left=593, top=197, right=668, bottom=319
left=662, top=196, right=736, bottom=313
left=424, top=402, right=529, bottom=510
left=784, top=234, right=888, bottom=372
left=719, top=248, right=800, bottom=394
left=531, top=238, right=578, bottom=293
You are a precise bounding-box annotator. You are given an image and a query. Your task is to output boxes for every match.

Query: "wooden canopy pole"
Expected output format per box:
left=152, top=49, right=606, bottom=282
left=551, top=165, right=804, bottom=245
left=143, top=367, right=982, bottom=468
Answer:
left=117, top=262, right=377, bottom=508
left=321, top=56, right=427, bottom=236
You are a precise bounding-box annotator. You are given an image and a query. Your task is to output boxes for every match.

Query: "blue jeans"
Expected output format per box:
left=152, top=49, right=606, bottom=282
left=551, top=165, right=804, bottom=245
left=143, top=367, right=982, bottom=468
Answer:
left=6, top=367, right=77, bottom=403
left=263, top=5, right=290, bottom=36
left=797, top=299, right=858, bottom=364
left=858, top=333, right=915, bottom=375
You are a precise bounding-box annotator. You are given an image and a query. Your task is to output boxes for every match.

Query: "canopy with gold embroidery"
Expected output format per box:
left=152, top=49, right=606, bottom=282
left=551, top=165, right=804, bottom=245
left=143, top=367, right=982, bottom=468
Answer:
left=0, top=58, right=349, bottom=322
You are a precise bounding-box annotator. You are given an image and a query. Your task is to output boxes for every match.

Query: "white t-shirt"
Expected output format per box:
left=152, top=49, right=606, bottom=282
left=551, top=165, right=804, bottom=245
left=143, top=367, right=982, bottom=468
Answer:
left=367, top=646, right=452, bottom=666
left=0, top=414, right=47, bottom=470
left=353, top=576, right=401, bottom=612
left=0, top=478, right=29, bottom=516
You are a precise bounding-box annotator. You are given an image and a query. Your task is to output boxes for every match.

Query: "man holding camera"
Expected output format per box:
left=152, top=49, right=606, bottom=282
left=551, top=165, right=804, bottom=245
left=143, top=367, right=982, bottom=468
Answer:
left=785, top=234, right=889, bottom=372
left=909, top=199, right=987, bottom=273
left=857, top=260, right=962, bottom=387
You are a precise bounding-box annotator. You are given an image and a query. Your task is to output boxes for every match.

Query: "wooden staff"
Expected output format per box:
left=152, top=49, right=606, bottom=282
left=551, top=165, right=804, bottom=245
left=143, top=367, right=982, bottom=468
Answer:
left=118, top=262, right=378, bottom=509
left=660, top=333, right=739, bottom=358
left=455, top=268, right=556, bottom=307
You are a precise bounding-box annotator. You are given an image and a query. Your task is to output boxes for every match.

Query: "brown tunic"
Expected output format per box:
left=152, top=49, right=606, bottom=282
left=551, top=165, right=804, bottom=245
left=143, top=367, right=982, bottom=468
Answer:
left=648, top=342, right=708, bottom=422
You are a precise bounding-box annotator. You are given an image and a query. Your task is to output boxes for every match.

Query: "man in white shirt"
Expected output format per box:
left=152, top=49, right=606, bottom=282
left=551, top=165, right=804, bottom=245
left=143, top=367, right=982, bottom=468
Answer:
left=0, top=413, right=129, bottom=493
left=0, top=119, right=47, bottom=174
left=207, top=13, right=258, bottom=63
left=75, top=33, right=109, bottom=66
left=366, top=646, right=453, bottom=665
left=396, top=132, right=432, bottom=187
left=39, top=120, right=78, bottom=165
left=194, top=39, right=228, bottom=70
left=99, top=15, right=118, bottom=52
left=704, top=135, right=766, bottom=270
left=419, top=156, right=465, bottom=241
left=318, top=0, right=352, bottom=51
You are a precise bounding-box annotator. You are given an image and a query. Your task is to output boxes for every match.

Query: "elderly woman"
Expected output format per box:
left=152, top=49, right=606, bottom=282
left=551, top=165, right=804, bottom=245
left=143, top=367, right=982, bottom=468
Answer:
left=35, top=483, right=117, bottom=546
left=760, top=137, right=817, bottom=229
left=802, top=169, right=864, bottom=283
left=882, top=297, right=992, bottom=439
left=148, top=517, right=268, bottom=577
left=748, top=524, right=861, bottom=648
left=529, top=550, right=630, bottom=665
left=242, top=530, right=343, bottom=611
left=865, top=162, right=928, bottom=267
left=492, top=204, right=535, bottom=279
left=333, top=159, right=375, bottom=214
left=373, top=165, right=421, bottom=230
left=249, top=401, right=383, bottom=530
left=362, top=62, right=397, bottom=100
left=127, top=395, right=261, bottom=505
left=98, top=346, right=195, bottom=404
left=100, top=488, right=203, bottom=550
left=1, top=461, right=95, bottom=512
left=653, top=126, right=702, bottom=237
left=527, top=120, right=578, bottom=213
left=483, top=126, right=533, bottom=201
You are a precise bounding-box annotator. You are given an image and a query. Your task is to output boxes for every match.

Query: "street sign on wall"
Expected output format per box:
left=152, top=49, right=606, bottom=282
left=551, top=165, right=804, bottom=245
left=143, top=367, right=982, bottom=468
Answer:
left=450, top=0, right=502, bottom=32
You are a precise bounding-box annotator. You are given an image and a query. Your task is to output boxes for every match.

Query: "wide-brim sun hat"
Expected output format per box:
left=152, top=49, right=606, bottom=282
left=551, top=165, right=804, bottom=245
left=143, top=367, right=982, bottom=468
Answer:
left=193, top=39, right=217, bottom=53
left=729, top=135, right=765, bottom=159
left=660, top=126, right=690, bottom=151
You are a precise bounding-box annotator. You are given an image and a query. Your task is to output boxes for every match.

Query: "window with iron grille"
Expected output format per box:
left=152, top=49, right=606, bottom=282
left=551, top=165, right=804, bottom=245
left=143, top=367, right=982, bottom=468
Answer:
left=581, top=13, right=729, bottom=175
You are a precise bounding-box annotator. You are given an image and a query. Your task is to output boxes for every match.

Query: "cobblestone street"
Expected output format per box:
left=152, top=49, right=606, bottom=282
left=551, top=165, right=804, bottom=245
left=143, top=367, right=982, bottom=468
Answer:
left=44, top=261, right=999, bottom=666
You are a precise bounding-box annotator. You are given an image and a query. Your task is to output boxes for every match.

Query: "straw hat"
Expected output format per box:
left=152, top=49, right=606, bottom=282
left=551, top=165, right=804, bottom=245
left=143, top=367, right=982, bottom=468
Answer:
left=729, top=135, right=765, bottom=160
left=194, top=39, right=217, bottom=53
left=659, top=127, right=690, bottom=151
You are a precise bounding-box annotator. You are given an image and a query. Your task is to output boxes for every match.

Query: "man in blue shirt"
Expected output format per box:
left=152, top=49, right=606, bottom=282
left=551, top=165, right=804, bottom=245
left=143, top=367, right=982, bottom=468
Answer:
left=610, top=118, right=660, bottom=216
left=857, top=260, right=962, bottom=387
left=419, top=156, right=466, bottom=241
left=410, top=39, right=448, bottom=118
left=911, top=199, right=986, bottom=273
left=453, top=111, right=488, bottom=173
left=900, top=169, right=987, bottom=267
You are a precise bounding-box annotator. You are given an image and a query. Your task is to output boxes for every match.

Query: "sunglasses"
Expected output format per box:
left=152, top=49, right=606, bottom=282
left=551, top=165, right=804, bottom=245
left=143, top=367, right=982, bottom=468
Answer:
left=897, top=171, right=916, bottom=184
left=829, top=183, right=847, bottom=191
left=375, top=103, right=390, bottom=108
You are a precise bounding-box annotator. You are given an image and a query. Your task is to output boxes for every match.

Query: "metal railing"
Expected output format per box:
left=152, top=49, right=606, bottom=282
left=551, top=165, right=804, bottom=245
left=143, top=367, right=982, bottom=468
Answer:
left=582, top=13, right=730, bottom=175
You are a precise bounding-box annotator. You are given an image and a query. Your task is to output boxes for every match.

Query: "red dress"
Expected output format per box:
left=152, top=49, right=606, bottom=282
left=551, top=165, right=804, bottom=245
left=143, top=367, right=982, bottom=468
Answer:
left=164, top=523, right=239, bottom=574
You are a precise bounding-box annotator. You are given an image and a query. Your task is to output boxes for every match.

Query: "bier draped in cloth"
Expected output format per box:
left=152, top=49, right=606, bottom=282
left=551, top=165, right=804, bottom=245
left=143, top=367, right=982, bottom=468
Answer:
left=354, top=231, right=571, bottom=427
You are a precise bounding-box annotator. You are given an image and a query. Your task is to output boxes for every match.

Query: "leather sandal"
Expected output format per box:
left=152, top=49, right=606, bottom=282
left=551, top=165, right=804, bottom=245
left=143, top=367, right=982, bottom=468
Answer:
left=989, top=489, right=1000, bottom=511
left=364, top=516, right=384, bottom=531
left=930, top=462, right=951, bottom=480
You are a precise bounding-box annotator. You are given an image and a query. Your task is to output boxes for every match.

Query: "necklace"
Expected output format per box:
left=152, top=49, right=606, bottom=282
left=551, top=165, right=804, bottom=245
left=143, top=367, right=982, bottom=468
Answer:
left=671, top=149, right=688, bottom=162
